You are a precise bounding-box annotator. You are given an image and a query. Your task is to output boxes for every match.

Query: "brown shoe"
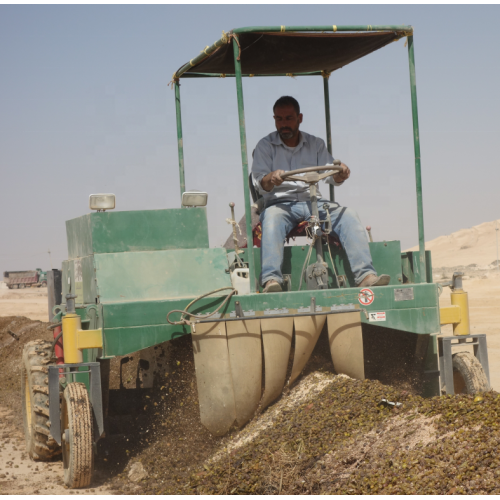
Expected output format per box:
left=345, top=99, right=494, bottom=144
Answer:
left=358, top=274, right=391, bottom=287
left=263, top=280, right=282, bottom=293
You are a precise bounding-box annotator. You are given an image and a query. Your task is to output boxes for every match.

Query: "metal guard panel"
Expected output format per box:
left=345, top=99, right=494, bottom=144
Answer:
left=102, top=306, right=438, bottom=358
left=66, top=214, right=93, bottom=259
left=101, top=283, right=440, bottom=358
left=66, top=208, right=209, bottom=258
left=102, top=283, right=439, bottom=327
left=95, top=247, right=232, bottom=303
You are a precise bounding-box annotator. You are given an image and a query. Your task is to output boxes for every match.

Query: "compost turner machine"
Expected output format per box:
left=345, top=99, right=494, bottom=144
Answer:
left=21, top=25, right=490, bottom=488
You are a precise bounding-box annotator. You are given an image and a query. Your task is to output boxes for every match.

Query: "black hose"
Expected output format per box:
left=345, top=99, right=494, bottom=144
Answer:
left=51, top=330, right=63, bottom=353
left=46, top=322, right=62, bottom=331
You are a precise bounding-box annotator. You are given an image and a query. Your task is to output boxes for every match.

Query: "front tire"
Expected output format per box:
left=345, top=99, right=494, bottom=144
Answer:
left=452, top=352, right=489, bottom=394
left=21, top=340, right=61, bottom=460
left=62, top=382, right=94, bottom=488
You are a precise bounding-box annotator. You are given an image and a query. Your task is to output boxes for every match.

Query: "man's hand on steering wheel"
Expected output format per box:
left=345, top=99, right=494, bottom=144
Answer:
left=261, top=169, right=286, bottom=191
left=332, top=163, right=350, bottom=183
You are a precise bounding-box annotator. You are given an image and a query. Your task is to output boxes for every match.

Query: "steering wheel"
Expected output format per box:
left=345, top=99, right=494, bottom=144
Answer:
left=280, top=160, right=342, bottom=185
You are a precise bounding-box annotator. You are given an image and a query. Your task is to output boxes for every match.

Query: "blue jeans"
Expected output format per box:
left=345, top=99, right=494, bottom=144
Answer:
left=259, top=199, right=376, bottom=287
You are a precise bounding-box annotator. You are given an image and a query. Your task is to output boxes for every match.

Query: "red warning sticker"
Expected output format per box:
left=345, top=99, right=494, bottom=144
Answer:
left=368, top=311, right=386, bottom=322
left=358, top=288, right=374, bottom=306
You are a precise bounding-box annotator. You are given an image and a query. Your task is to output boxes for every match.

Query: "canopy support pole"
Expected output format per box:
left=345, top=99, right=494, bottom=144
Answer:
left=323, top=75, right=334, bottom=202
left=233, top=37, right=257, bottom=293
left=407, top=35, right=426, bottom=283
left=174, top=81, right=186, bottom=202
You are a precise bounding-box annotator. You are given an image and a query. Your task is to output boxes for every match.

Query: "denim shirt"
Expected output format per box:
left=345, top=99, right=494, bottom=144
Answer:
left=251, top=130, right=342, bottom=206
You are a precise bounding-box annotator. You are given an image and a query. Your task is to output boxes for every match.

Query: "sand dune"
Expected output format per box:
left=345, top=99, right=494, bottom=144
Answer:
left=408, top=219, right=500, bottom=269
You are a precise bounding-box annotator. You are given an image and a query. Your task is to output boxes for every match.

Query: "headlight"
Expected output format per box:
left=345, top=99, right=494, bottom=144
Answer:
left=182, top=191, right=208, bottom=207
left=89, top=194, right=116, bottom=211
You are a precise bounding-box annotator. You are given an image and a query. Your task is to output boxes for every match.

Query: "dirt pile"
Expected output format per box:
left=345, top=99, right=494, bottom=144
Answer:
left=141, top=377, right=499, bottom=495
left=2, top=316, right=499, bottom=496
left=0, top=316, right=52, bottom=411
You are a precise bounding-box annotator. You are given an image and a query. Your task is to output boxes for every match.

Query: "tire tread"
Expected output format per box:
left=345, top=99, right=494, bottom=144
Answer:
left=21, top=340, right=61, bottom=461
left=452, top=351, right=489, bottom=394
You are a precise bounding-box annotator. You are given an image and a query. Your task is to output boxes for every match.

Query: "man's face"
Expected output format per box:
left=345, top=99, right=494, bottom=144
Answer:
left=273, top=105, right=303, bottom=141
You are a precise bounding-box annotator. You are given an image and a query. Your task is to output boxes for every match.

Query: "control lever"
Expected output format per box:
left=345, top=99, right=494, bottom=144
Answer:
left=323, top=203, right=332, bottom=235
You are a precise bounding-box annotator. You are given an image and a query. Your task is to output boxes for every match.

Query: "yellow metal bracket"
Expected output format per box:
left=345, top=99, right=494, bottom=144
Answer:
left=439, top=305, right=461, bottom=325
left=76, top=329, right=103, bottom=350
left=62, top=313, right=103, bottom=363
left=439, top=272, right=470, bottom=336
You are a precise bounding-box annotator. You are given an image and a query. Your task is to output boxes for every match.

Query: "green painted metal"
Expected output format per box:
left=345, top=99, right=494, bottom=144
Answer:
left=94, top=248, right=232, bottom=303
left=407, top=35, right=426, bottom=283
left=101, top=280, right=438, bottom=330
left=174, top=82, right=186, bottom=199
left=101, top=280, right=439, bottom=357
left=322, top=75, right=334, bottom=202
left=233, top=36, right=256, bottom=293
left=423, top=334, right=440, bottom=397
left=233, top=25, right=412, bottom=34
left=401, top=251, right=433, bottom=284
left=181, top=72, right=323, bottom=78
left=239, top=241, right=403, bottom=291
left=66, top=209, right=209, bottom=258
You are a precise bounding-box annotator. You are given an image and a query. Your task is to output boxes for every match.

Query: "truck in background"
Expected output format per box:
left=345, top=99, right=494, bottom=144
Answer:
left=3, top=269, right=47, bottom=289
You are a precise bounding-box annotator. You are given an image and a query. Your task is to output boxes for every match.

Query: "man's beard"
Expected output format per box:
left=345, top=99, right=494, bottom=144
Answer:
left=279, top=127, right=295, bottom=140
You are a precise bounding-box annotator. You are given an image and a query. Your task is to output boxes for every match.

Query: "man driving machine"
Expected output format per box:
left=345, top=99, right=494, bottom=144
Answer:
left=252, top=96, right=390, bottom=293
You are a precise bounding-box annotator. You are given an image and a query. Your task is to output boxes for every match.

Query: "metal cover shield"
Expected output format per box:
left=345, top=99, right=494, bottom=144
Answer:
left=191, top=322, right=236, bottom=436
left=226, top=319, right=262, bottom=427
left=289, top=315, right=326, bottom=386
left=327, top=311, right=365, bottom=380
left=94, top=248, right=232, bottom=302
left=260, top=317, right=294, bottom=409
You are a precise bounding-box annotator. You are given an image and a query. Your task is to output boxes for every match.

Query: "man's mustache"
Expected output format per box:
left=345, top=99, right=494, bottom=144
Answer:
left=280, top=128, right=292, bottom=132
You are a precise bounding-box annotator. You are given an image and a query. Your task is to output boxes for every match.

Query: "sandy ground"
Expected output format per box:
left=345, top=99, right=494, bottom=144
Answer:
left=0, top=284, right=50, bottom=322
left=0, top=408, right=112, bottom=495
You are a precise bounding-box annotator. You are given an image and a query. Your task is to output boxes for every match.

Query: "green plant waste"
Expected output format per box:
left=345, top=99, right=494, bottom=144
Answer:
left=136, top=362, right=500, bottom=494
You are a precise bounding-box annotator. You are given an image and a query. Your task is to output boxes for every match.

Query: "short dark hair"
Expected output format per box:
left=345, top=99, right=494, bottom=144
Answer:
left=273, top=96, right=300, bottom=115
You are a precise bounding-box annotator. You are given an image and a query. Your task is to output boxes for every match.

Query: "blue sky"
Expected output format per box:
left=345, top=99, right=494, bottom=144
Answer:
left=1, top=5, right=499, bottom=272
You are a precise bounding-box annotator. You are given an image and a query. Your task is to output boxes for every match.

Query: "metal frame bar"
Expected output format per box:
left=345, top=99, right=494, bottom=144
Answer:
left=438, top=334, right=490, bottom=395
left=174, top=82, right=186, bottom=199
left=233, top=36, right=256, bottom=293
left=323, top=74, right=334, bottom=202
left=233, top=25, right=412, bottom=34
left=48, top=363, right=104, bottom=446
left=407, top=35, right=426, bottom=283
left=196, top=305, right=363, bottom=323
left=181, top=72, right=324, bottom=78
left=172, top=25, right=423, bottom=293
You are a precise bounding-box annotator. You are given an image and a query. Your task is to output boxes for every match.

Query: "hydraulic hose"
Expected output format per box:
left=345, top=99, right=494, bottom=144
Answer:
left=167, top=287, right=237, bottom=326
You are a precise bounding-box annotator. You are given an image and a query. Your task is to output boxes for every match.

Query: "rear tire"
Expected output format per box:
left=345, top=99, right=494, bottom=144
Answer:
left=452, top=352, right=489, bottom=395
left=62, top=382, right=94, bottom=488
left=21, top=340, right=61, bottom=460
left=19, top=283, right=25, bottom=289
